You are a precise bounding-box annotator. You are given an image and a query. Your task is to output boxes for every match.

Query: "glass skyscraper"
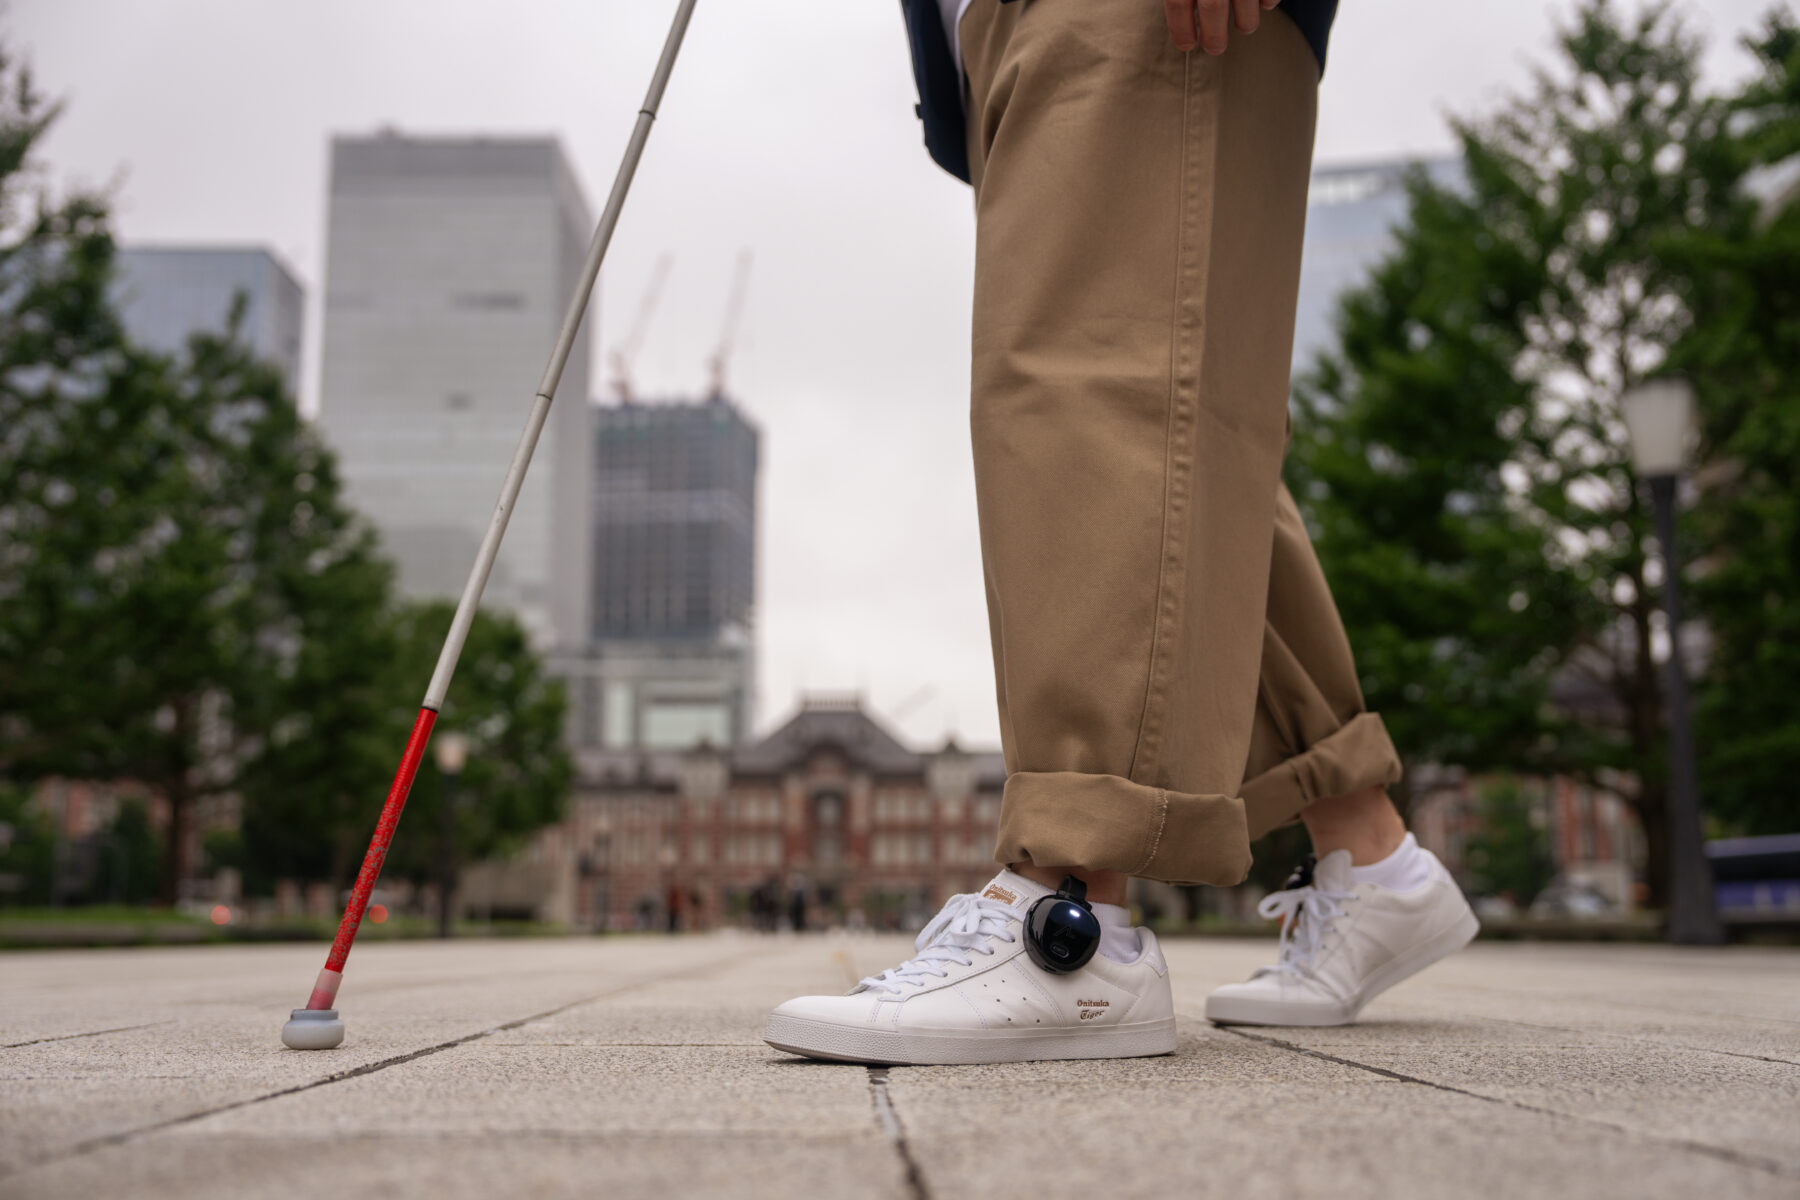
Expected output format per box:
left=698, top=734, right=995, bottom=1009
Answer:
left=316, top=133, right=595, bottom=653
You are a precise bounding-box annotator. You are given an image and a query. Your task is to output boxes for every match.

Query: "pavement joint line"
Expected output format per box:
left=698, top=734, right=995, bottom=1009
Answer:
left=868, top=1066, right=931, bottom=1200
left=1219, top=1025, right=1799, bottom=1180
left=0, top=946, right=766, bottom=1183
left=487, top=1041, right=761, bottom=1047
left=1425, top=982, right=1800, bottom=1028
left=1, top=1021, right=172, bottom=1049
left=1471, top=1014, right=1800, bottom=1068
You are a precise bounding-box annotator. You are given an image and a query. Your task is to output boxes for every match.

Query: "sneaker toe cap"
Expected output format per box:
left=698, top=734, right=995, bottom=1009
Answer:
left=767, top=992, right=877, bottom=1025
left=1204, top=976, right=1346, bottom=1025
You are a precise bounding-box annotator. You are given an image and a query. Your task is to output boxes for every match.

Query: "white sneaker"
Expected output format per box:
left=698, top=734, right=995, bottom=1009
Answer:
left=764, top=870, right=1177, bottom=1065
left=1204, top=847, right=1478, bottom=1027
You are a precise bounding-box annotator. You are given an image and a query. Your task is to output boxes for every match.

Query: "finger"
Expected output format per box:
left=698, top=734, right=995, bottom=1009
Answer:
left=1262, top=0, right=1281, bottom=9
left=1164, top=0, right=1198, bottom=51
left=1195, top=0, right=1230, bottom=54
left=1232, top=0, right=1260, bottom=34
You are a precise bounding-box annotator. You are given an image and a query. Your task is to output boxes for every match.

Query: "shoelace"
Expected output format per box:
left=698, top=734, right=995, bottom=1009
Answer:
left=856, top=892, right=1018, bottom=994
left=1253, top=880, right=1356, bottom=979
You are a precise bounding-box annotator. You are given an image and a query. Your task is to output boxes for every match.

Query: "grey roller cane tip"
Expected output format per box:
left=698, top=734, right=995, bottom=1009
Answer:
left=282, top=1008, right=345, bottom=1050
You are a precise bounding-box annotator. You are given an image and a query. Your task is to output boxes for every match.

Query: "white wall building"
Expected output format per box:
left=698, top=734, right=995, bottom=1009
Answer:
left=316, top=133, right=594, bottom=651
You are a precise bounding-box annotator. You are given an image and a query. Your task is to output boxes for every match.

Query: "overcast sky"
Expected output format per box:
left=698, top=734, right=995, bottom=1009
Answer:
left=12, top=0, right=1783, bottom=751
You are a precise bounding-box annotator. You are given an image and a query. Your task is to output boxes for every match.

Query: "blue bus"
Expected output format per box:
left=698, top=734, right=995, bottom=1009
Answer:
left=1707, top=834, right=1800, bottom=921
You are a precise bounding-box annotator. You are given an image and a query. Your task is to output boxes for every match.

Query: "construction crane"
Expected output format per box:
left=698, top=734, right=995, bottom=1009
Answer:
left=607, top=252, right=673, bottom=402
left=708, top=250, right=752, bottom=401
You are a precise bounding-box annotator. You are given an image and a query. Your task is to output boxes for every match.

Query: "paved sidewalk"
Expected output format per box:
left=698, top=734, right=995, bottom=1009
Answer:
left=2, top=934, right=1795, bottom=1199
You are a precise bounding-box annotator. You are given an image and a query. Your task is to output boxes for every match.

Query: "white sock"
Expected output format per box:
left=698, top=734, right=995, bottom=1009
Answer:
left=1091, top=901, right=1141, bottom=963
left=1350, top=832, right=1432, bottom=893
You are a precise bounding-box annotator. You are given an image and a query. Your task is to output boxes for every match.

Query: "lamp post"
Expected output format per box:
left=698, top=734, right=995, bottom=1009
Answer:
left=1619, top=379, right=1724, bottom=945
left=433, top=731, right=469, bottom=940
left=659, top=843, right=680, bottom=933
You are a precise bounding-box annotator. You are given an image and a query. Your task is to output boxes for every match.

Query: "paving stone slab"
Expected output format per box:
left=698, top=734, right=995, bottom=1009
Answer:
left=1233, top=1033, right=1800, bottom=1169
left=885, top=1063, right=1796, bottom=1200
left=186, top=1045, right=875, bottom=1138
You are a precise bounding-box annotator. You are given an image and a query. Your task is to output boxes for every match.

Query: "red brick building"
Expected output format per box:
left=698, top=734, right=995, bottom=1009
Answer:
left=549, top=696, right=1007, bottom=931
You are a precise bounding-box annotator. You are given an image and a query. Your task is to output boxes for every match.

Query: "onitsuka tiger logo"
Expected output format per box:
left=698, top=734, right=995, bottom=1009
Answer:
left=982, top=884, right=1018, bottom=905
left=1077, top=999, right=1109, bottom=1020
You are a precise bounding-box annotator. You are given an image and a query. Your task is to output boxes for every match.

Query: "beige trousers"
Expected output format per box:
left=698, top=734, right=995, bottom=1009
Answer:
left=961, top=0, right=1402, bottom=887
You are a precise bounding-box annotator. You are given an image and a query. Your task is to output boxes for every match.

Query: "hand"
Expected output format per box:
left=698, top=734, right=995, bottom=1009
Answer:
left=1165, top=0, right=1281, bottom=55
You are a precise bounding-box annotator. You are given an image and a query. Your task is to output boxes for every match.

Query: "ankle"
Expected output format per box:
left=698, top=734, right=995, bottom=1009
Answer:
left=1010, top=860, right=1129, bottom=907
left=1301, top=784, right=1407, bottom=867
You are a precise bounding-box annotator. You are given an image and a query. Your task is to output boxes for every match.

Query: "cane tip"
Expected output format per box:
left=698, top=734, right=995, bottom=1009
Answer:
left=282, top=1008, right=345, bottom=1050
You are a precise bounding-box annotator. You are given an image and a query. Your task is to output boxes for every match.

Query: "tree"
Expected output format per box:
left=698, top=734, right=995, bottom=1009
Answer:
left=0, top=41, right=128, bottom=774
left=378, top=601, right=572, bottom=888
left=2, top=315, right=398, bottom=903
left=1664, top=12, right=1800, bottom=837
left=1287, top=1, right=1757, bottom=901
left=1463, top=777, right=1556, bottom=905
left=240, top=599, right=573, bottom=896
left=226, top=431, right=401, bottom=894
left=0, top=42, right=397, bottom=901
left=1288, top=169, right=1590, bottom=785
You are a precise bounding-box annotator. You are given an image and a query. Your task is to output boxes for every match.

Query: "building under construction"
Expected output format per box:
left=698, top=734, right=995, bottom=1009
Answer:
left=551, top=253, right=761, bottom=753
left=560, top=394, right=759, bottom=752
left=592, top=397, right=757, bottom=644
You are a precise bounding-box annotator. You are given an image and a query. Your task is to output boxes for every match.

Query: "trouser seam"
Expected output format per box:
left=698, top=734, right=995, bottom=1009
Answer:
left=1129, top=50, right=1203, bottom=785
left=1132, top=787, right=1171, bottom=876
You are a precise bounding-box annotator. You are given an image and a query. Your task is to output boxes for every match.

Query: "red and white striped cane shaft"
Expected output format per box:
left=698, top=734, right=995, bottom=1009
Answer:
left=305, top=706, right=437, bottom=1010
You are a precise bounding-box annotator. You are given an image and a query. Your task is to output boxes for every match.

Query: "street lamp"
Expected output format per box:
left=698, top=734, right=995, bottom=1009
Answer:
left=433, top=730, right=470, bottom=940
left=659, top=842, right=680, bottom=933
left=1619, top=378, right=1724, bottom=945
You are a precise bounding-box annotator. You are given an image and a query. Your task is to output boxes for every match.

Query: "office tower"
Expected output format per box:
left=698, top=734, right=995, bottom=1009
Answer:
left=567, top=395, right=760, bottom=751
left=113, top=246, right=305, bottom=391
left=316, top=132, right=594, bottom=650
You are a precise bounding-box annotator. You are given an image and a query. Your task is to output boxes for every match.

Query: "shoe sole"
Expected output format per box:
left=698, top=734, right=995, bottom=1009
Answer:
left=764, top=1014, right=1178, bottom=1065
left=1206, top=906, right=1480, bottom=1028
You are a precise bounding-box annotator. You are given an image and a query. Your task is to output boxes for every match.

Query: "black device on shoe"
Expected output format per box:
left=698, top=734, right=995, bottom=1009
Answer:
left=1024, top=875, right=1102, bottom=974
left=1283, top=854, right=1317, bottom=891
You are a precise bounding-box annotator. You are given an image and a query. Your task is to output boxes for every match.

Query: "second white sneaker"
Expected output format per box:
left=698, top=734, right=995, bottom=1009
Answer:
left=1205, top=845, right=1478, bottom=1027
left=764, top=870, right=1177, bottom=1065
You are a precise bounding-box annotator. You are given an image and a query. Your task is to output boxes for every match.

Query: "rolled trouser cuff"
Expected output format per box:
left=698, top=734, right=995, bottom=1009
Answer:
left=992, top=771, right=1253, bottom=887
left=1241, top=712, right=1402, bottom=841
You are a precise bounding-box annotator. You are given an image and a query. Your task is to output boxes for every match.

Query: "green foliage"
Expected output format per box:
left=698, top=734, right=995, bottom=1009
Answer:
left=0, top=42, right=127, bottom=776
left=1287, top=1, right=1773, bottom=896
left=0, top=284, right=395, bottom=899
left=1464, top=778, right=1556, bottom=904
left=382, top=601, right=572, bottom=883
left=90, top=798, right=164, bottom=905
left=1288, top=168, right=1587, bottom=776
left=239, top=599, right=571, bottom=893
left=1665, top=12, right=1800, bottom=836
